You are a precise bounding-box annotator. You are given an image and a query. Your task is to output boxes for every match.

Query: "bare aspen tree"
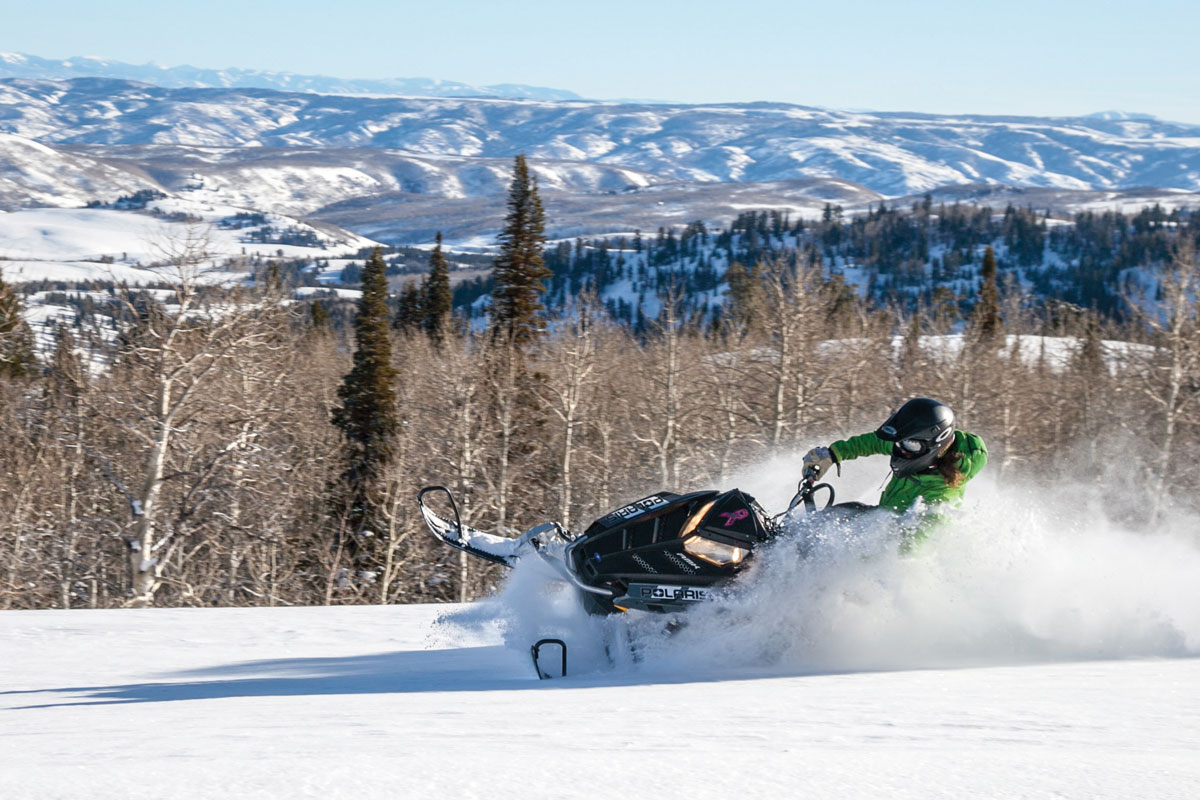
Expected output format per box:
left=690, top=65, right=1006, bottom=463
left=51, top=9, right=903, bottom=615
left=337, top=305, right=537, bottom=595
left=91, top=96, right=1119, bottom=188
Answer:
left=417, top=331, right=487, bottom=601
left=746, top=256, right=832, bottom=447
left=101, top=226, right=294, bottom=606
left=535, top=297, right=600, bottom=529
left=46, top=324, right=92, bottom=608
left=583, top=331, right=632, bottom=515
left=480, top=339, right=521, bottom=534
left=1069, top=311, right=1111, bottom=469
left=1127, top=240, right=1200, bottom=521
left=829, top=303, right=893, bottom=430
left=632, top=285, right=700, bottom=488
left=697, top=338, right=762, bottom=484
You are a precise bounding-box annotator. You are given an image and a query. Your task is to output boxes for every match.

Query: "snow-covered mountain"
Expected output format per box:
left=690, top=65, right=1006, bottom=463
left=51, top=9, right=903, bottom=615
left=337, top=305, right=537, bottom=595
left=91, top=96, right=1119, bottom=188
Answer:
left=0, top=133, right=163, bottom=208
left=4, top=77, right=1200, bottom=199
left=0, top=51, right=582, bottom=100
left=4, top=78, right=1200, bottom=247
left=0, top=132, right=883, bottom=244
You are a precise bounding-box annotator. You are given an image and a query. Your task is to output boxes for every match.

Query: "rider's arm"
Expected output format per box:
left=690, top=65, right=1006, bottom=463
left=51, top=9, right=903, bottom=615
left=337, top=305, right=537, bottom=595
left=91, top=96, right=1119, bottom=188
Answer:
left=829, top=432, right=892, bottom=464
left=956, top=431, right=988, bottom=480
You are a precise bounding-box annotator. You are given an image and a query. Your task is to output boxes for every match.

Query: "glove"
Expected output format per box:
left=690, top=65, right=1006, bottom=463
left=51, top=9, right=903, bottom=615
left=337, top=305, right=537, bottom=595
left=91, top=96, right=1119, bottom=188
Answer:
left=802, top=446, right=838, bottom=478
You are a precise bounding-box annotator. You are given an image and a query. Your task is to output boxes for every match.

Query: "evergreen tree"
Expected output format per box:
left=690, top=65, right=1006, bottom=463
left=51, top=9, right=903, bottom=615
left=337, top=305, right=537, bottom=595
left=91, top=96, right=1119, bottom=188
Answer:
left=332, top=247, right=399, bottom=548
left=491, top=154, right=550, bottom=345
left=422, top=232, right=453, bottom=344
left=309, top=299, right=331, bottom=331
left=722, top=261, right=760, bottom=332
left=393, top=280, right=423, bottom=334
left=0, top=271, right=36, bottom=380
left=971, top=245, right=1002, bottom=344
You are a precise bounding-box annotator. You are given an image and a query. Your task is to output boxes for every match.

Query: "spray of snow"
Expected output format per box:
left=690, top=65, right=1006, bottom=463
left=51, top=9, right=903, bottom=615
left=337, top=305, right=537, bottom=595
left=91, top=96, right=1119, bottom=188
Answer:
left=435, top=453, right=1200, bottom=678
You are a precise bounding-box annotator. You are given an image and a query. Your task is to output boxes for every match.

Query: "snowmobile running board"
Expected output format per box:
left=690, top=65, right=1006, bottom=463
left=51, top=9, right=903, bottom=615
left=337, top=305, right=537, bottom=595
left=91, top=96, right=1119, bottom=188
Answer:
left=531, top=638, right=567, bottom=679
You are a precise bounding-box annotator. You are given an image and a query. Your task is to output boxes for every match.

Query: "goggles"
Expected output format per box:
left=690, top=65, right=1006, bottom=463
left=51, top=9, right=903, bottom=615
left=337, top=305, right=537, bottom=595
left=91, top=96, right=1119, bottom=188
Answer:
left=898, top=438, right=926, bottom=455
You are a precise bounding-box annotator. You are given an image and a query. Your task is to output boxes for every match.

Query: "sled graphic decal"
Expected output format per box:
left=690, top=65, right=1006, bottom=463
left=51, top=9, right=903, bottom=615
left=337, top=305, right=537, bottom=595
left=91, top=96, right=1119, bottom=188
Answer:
left=719, top=509, right=750, bottom=527
left=602, top=495, right=671, bottom=524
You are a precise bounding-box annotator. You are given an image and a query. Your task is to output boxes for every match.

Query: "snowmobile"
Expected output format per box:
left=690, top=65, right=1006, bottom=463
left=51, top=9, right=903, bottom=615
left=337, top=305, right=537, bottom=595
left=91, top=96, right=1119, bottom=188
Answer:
left=418, top=468, right=839, bottom=677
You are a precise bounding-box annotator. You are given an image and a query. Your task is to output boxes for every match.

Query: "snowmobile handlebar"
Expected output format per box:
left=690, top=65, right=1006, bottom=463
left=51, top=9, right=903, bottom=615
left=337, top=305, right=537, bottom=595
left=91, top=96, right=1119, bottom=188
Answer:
left=787, top=468, right=836, bottom=515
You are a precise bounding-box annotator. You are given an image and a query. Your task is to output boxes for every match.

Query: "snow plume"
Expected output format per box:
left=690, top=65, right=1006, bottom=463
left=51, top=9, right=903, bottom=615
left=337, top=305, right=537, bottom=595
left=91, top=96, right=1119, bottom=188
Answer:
left=435, top=456, right=1200, bottom=679
left=433, top=551, right=636, bottom=674
left=641, top=482, right=1200, bottom=676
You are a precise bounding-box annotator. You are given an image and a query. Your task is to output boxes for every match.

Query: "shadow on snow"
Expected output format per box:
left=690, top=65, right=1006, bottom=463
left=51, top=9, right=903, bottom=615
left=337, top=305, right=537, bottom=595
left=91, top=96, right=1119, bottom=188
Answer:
left=3, top=645, right=802, bottom=708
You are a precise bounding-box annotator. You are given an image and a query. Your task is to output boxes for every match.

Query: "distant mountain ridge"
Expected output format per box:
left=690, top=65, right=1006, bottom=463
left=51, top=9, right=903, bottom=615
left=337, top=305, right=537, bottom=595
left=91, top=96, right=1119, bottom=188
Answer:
left=0, top=51, right=583, bottom=101
left=4, top=72, right=1200, bottom=246
left=3, top=77, right=1199, bottom=201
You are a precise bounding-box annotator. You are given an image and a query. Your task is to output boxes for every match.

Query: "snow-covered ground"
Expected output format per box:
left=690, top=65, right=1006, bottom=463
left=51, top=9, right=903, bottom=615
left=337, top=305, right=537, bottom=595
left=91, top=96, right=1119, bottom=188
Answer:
left=817, top=334, right=1154, bottom=374
left=4, top=464, right=1199, bottom=798
left=3, top=603, right=1197, bottom=799
left=0, top=201, right=380, bottom=286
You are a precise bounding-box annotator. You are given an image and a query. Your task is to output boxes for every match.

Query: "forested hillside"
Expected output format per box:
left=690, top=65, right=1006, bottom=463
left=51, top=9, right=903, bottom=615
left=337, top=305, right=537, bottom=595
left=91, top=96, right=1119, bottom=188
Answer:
left=442, top=201, right=1198, bottom=325
left=2, top=194, right=1198, bottom=610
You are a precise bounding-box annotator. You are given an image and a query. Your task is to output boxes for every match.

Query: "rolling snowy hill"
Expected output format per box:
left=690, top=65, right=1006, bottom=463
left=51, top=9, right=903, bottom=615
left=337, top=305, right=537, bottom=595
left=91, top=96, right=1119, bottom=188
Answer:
left=0, top=198, right=380, bottom=285
left=3, top=78, right=1200, bottom=198
left=4, top=467, right=1199, bottom=798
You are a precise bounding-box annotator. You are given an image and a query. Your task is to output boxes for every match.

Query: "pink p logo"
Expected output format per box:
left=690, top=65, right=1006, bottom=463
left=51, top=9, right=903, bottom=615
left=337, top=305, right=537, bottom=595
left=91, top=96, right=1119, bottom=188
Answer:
left=719, top=509, right=749, bottom=527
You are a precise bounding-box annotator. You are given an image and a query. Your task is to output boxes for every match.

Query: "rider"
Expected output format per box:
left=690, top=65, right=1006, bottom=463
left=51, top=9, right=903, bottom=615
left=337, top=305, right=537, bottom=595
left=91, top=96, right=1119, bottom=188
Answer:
left=802, top=397, right=987, bottom=547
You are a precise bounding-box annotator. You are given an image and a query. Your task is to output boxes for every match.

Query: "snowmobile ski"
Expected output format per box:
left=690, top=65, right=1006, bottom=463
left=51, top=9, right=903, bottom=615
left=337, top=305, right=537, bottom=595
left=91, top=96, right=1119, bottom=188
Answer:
left=531, top=638, right=567, bottom=679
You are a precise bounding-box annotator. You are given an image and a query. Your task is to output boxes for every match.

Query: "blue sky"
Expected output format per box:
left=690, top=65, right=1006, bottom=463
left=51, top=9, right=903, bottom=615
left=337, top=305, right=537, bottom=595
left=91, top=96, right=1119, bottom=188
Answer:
left=3, top=0, right=1198, bottom=123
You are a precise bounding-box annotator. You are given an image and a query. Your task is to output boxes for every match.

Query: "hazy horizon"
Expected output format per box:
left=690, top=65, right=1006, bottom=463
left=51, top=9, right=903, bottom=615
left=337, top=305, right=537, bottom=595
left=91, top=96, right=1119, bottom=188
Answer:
left=2, top=0, right=1197, bottom=124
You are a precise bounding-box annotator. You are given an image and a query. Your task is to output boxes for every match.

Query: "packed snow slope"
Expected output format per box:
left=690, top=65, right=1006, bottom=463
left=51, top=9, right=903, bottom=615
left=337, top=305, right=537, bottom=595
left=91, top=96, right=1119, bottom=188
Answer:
left=3, top=604, right=1197, bottom=799
left=4, top=463, right=1199, bottom=798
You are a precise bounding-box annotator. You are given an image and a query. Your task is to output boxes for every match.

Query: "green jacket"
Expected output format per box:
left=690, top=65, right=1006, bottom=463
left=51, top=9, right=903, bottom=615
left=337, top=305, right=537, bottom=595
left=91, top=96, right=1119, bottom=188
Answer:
left=829, top=430, right=988, bottom=545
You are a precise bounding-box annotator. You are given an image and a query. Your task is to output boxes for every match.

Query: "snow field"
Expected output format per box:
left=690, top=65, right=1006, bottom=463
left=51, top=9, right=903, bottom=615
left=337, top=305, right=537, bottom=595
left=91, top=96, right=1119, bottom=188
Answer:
left=3, top=456, right=1200, bottom=798
left=3, top=603, right=1199, bottom=799
left=0, top=202, right=380, bottom=284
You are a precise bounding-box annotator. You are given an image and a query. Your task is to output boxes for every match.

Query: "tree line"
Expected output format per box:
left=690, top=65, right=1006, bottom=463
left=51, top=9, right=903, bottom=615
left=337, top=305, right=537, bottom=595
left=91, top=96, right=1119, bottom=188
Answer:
left=448, top=201, right=1198, bottom=328
left=1, top=160, right=1199, bottom=609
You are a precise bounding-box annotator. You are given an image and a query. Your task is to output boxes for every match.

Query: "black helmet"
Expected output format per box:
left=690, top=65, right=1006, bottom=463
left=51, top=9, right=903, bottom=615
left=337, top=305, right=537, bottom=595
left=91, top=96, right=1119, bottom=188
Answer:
left=876, top=398, right=955, bottom=477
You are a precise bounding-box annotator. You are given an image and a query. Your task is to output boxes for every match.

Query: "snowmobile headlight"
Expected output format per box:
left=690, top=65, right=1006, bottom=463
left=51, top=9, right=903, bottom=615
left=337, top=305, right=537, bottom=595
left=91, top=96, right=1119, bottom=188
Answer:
left=679, top=500, right=717, bottom=539
left=683, top=535, right=746, bottom=566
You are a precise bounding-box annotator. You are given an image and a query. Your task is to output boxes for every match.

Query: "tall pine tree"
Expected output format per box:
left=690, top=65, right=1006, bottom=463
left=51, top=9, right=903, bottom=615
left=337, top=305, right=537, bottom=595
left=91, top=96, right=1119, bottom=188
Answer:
left=422, top=232, right=453, bottom=344
left=393, top=280, right=423, bottom=334
left=332, top=248, right=399, bottom=548
left=971, top=245, right=1002, bottom=344
left=309, top=298, right=331, bottom=331
left=490, top=154, right=550, bottom=345
left=0, top=271, right=36, bottom=380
